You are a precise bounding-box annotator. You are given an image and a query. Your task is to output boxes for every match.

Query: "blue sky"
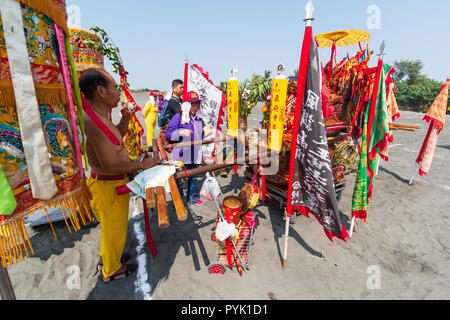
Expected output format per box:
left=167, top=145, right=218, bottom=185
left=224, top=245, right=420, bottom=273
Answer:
left=66, top=0, right=450, bottom=91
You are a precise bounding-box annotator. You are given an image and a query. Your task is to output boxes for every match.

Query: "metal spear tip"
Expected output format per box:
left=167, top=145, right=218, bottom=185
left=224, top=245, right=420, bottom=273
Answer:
left=377, top=41, right=386, bottom=58
left=305, top=0, right=314, bottom=19
left=304, top=0, right=315, bottom=25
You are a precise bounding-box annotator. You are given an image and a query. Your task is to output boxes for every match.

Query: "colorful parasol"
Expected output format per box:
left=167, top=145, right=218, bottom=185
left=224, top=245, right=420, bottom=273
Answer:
left=315, top=29, right=371, bottom=80
left=315, top=29, right=371, bottom=48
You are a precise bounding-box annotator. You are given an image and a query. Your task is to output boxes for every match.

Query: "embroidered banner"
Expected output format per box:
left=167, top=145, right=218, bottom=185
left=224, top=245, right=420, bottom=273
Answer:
left=1, top=0, right=58, bottom=201
left=287, top=27, right=349, bottom=242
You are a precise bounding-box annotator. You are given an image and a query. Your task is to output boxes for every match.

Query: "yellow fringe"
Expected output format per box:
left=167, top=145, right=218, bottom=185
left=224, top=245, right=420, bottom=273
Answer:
left=43, top=206, right=58, bottom=241
left=18, top=0, right=69, bottom=33
left=0, top=81, right=68, bottom=107
left=73, top=63, right=104, bottom=73
left=0, top=179, right=93, bottom=267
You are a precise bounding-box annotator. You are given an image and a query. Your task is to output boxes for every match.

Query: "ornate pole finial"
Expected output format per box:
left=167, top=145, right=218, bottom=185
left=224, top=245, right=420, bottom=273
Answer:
left=230, top=69, right=238, bottom=80
left=276, top=64, right=286, bottom=79
left=304, top=0, right=315, bottom=26
left=377, top=41, right=386, bottom=59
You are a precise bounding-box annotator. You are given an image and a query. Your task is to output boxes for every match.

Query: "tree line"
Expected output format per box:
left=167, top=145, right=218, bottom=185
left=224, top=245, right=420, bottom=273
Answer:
left=392, top=60, right=449, bottom=113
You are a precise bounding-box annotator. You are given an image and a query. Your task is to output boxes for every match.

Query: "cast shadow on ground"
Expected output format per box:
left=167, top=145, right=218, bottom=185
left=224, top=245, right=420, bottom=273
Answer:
left=86, top=198, right=215, bottom=300
left=217, top=170, right=247, bottom=195
left=27, top=218, right=99, bottom=262
left=259, top=199, right=323, bottom=267
left=438, top=145, right=450, bottom=151
left=379, top=166, right=410, bottom=185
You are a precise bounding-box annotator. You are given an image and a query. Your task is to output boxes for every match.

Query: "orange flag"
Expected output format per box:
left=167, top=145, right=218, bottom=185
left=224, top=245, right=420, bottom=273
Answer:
left=416, top=79, right=449, bottom=176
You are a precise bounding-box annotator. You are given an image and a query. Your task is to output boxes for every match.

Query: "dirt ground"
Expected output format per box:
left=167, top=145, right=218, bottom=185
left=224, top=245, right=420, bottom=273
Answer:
left=6, top=94, right=450, bottom=300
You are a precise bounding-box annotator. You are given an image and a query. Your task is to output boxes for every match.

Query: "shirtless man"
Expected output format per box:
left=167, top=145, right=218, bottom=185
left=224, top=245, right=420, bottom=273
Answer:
left=79, top=68, right=160, bottom=283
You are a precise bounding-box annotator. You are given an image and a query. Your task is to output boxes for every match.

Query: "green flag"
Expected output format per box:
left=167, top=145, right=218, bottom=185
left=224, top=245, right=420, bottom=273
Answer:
left=0, top=164, right=17, bottom=216
left=352, top=64, right=391, bottom=223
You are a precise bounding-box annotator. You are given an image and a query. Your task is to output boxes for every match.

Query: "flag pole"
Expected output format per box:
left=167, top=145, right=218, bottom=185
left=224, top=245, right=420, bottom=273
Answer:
left=409, top=163, right=420, bottom=185
left=0, top=264, right=16, bottom=300
left=349, top=216, right=356, bottom=238
left=283, top=0, right=315, bottom=270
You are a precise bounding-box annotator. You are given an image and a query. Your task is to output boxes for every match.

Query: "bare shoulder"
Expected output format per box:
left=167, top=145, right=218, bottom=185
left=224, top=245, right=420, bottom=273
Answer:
left=83, top=114, right=96, bottom=134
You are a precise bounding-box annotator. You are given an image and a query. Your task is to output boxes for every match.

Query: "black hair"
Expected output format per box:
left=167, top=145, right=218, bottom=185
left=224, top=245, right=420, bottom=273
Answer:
left=172, top=79, right=184, bottom=88
left=79, top=68, right=111, bottom=100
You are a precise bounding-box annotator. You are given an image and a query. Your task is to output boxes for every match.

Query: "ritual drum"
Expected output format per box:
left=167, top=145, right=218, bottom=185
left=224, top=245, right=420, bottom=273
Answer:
left=222, top=196, right=243, bottom=225
left=239, top=183, right=260, bottom=214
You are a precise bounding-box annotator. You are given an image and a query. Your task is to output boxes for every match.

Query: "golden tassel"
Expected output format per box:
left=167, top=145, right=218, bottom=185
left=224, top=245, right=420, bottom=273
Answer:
left=4, top=224, right=17, bottom=264
left=43, top=206, right=58, bottom=241
left=57, top=201, right=72, bottom=234
left=19, top=219, right=34, bottom=256
left=0, top=232, right=8, bottom=268
left=64, top=199, right=80, bottom=231
left=78, top=198, right=92, bottom=224
left=0, top=82, right=16, bottom=106
left=10, top=221, right=23, bottom=262
left=0, top=225, right=13, bottom=266
left=62, top=200, right=78, bottom=232
left=70, top=196, right=86, bottom=227
left=15, top=219, right=29, bottom=258
left=0, top=81, right=68, bottom=107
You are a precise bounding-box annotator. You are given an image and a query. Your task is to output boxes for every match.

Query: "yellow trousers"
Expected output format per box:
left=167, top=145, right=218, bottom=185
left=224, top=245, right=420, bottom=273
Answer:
left=87, top=176, right=130, bottom=279
left=143, top=101, right=158, bottom=146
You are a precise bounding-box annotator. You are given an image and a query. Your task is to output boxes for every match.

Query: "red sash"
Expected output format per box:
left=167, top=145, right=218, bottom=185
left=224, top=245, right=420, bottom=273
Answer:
left=81, top=96, right=121, bottom=146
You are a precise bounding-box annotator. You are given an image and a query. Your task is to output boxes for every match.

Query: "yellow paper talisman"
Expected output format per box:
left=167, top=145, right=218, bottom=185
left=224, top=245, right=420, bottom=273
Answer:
left=268, top=78, right=288, bottom=151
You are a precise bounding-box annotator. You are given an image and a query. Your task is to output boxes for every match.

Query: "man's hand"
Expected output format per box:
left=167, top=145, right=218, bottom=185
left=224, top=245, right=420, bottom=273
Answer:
left=120, top=106, right=135, bottom=123
left=141, top=157, right=162, bottom=170
left=179, top=129, right=193, bottom=137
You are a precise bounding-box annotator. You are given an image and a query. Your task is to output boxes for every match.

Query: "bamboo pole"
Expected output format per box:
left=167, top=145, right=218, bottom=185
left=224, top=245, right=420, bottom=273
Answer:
left=282, top=212, right=290, bottom=270
left=145, top=136, right=228, bottom=153
left=0, top=265, right=16, bottom=300
left=349, top=216, right=356, bottom=238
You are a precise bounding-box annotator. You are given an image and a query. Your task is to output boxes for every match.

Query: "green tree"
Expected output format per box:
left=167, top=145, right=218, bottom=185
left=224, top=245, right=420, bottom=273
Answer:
left=392, top=59, right=427, bottom=85
left=392, top=59, right=449, bottom=112
left=395, top=78, right=444, bottom=112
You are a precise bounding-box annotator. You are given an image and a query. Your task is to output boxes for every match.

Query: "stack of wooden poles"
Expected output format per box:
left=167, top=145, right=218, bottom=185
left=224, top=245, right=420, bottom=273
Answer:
left=390, top=123, right=421, bottom=132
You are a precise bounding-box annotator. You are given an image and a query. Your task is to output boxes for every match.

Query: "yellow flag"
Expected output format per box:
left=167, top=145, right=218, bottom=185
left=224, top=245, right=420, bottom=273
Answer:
left=268, top=78, right=288, bottom=151
left=227, top=80, right=239, bottom=137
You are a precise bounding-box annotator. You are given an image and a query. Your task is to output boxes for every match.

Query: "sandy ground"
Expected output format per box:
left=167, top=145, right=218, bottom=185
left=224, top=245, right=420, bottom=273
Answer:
left=5, top=92, right=450, bottom=300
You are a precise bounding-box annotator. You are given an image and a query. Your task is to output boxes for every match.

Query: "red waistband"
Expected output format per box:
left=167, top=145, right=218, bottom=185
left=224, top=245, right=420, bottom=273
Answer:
left=91, top=173, right=126, bottom=181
